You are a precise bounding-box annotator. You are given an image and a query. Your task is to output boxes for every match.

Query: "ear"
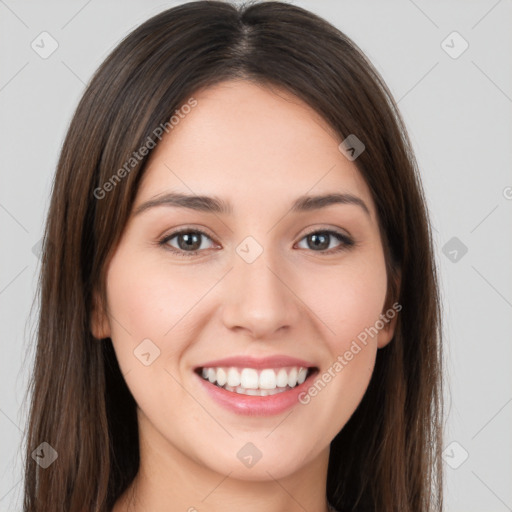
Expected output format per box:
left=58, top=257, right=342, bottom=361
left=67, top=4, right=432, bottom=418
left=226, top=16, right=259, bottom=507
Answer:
left=377, top=268, right=402, bottom=349
left=90, top=290, right=111, bottom=340
left=376, top=307, right=399, bottom=349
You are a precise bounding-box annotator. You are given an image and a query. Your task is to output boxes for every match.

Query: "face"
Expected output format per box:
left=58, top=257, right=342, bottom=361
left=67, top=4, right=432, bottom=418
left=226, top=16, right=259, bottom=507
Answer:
left=92, top=79, right=397, bottom=481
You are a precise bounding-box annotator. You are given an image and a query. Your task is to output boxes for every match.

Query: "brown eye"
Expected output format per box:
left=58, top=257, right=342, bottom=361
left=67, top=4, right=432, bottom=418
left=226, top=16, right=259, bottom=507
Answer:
left=174, top=232, right=203, bottom=251
left=296, top=230, right=354, bottom=253
left=159, top=229, right=216, bottom=256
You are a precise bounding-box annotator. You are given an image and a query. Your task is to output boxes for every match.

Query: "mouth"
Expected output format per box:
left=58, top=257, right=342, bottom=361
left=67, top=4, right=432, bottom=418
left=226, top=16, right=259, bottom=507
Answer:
left=193, top=355, right=319, bottom=415
left=194, top=365, right=318, bottom=397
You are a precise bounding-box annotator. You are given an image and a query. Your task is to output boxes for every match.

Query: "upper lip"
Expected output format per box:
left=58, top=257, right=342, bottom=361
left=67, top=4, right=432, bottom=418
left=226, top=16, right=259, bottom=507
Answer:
left=195, top=355, right=318, bottom=370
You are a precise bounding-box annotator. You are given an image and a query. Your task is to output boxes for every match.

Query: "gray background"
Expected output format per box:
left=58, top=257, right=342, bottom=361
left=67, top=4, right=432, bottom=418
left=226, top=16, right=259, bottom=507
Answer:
left=1, top=0, right=511, bottom=510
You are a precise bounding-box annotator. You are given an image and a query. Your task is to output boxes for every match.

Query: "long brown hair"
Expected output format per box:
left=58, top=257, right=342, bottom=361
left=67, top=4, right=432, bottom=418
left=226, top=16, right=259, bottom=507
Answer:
left=22, top=1, right=443, bottom=511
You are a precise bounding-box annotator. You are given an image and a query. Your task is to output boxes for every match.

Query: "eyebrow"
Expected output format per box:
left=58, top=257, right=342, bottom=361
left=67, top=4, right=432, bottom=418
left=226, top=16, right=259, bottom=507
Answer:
left=133, top=192, right=371, bottom=217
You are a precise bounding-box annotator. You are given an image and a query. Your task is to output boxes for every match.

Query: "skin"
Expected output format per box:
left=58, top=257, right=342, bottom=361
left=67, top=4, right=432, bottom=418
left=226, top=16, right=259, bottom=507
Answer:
left=92, top=79, right=398, bottom=512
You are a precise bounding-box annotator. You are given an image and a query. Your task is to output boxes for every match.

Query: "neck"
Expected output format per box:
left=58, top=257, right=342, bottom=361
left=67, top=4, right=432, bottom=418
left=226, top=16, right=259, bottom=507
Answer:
left=113, top=410, right=332, bottom=512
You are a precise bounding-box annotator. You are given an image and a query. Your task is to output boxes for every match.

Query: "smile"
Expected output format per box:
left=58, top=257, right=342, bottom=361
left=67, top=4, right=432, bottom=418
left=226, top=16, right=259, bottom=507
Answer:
left=197, top=366, right=314, bottom=396
left=193, top=356, right=319, bottom=416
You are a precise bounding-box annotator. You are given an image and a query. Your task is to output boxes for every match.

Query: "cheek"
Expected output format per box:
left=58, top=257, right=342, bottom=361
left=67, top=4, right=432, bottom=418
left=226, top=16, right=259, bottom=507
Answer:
left=294, top=262, right=386, bottom=440
left=301, top=256, right=388, bottom=353
left=104, top=248, right=211, bottom=363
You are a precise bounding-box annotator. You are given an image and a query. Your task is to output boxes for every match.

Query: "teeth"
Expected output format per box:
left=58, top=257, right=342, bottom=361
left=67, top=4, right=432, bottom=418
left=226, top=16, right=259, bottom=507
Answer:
left=288, top=367, right=298, bottom=387
left=240, top=368, right=259, bottom=389
left=297, top=368, right=308, bottom=384
left=276, top=368, right=288, bottom=387
left=227, top=368, right=241, bottom=387
left=216, top=368, right=227, bottom=387
left=199, top=365, right=312, bottom=394
left=234, top=386, right=288, bottom=396
left=259, top=369, right=277, bottom=390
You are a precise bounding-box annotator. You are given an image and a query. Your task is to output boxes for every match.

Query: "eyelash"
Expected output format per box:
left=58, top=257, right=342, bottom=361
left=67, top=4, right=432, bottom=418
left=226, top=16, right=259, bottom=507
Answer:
left=157, top=227, right=355, bottom=258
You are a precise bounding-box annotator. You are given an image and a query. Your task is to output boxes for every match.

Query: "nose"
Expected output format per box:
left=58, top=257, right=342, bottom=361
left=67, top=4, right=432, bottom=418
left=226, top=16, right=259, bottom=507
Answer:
left=220, top=247, right=302, bottom=339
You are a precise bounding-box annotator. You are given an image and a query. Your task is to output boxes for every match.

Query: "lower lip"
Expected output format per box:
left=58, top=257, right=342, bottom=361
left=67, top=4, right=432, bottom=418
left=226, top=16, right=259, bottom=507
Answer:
left=195, top=370, right=317, bottom=416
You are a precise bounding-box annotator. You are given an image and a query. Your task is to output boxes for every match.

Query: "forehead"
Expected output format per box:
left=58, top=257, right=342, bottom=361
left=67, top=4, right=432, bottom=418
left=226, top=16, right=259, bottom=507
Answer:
left=136, top=79, right=375, bottom=221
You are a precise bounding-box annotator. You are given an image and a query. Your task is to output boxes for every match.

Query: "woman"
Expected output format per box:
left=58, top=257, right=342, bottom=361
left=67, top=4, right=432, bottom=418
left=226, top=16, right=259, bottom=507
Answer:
left=22, top=2, right=443, bottom=511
